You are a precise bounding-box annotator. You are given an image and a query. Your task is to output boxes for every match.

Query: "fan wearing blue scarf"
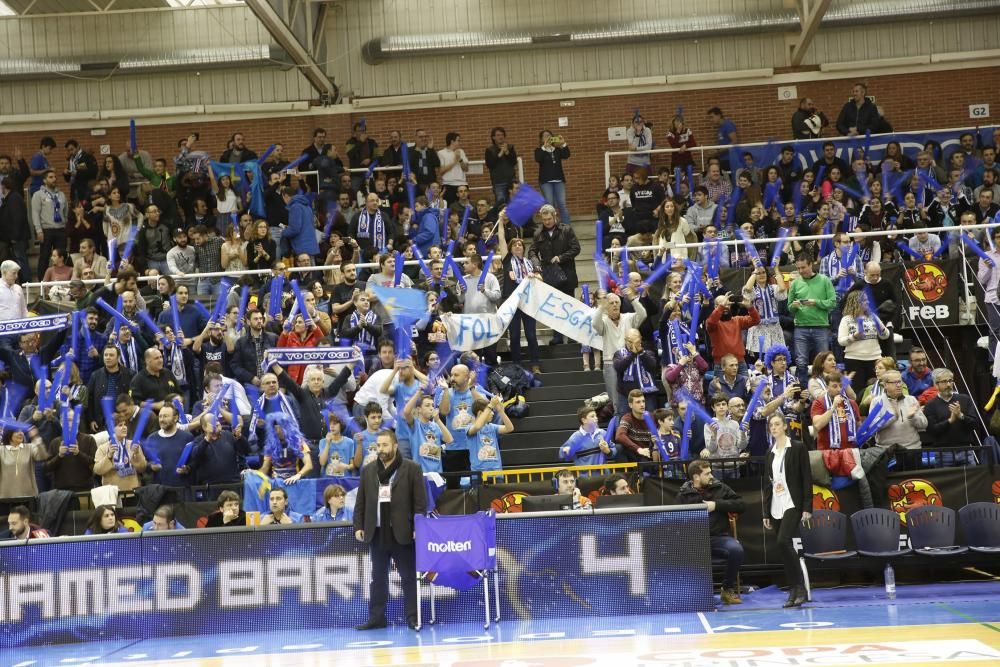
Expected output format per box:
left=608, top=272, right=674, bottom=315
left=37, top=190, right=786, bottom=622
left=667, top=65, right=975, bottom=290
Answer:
left=809, top=370, right=864, bottom=479
left=612, top=329, right=660, bottom=416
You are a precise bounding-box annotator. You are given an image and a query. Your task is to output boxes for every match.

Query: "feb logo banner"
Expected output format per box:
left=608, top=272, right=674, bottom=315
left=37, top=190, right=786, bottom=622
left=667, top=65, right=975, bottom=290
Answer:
left=901, top=259, right=960, bottom=327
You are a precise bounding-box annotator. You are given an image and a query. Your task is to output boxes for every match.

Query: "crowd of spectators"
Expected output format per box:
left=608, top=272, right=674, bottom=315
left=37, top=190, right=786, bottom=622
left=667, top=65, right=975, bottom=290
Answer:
left=0, top=80, right=996, bottom=543
left=590, top=91, right=996, bottom=481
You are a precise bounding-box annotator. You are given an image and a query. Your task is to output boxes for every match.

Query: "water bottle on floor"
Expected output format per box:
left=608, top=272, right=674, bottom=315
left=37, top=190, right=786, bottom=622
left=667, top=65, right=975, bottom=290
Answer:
left=884, top=563, right=896, bottom=600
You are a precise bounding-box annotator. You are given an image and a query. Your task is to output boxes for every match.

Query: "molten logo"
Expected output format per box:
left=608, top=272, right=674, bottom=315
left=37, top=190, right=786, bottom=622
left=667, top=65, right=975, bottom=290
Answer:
left=811, top=485, right=840, bottom=512
left=888, top=478, right=943, bottom=523
left=427, top=540, right=472, bottom=553
left=904, top=263, right=947, bottom=303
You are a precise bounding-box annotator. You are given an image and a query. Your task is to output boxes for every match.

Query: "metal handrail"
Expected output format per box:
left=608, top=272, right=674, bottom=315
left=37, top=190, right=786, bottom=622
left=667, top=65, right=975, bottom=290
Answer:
left=604, top=221, right=997, bottom=255
left=297, top=156, right=525, bottom=194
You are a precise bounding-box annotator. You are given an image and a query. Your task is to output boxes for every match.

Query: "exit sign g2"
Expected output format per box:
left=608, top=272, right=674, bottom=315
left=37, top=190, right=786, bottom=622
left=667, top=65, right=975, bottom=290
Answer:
left=969, top=103, right=990, bottom=119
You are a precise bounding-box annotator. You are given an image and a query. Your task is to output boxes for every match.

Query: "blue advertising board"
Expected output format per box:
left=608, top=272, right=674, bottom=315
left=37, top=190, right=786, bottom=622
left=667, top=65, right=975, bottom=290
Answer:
left=0, top=506, right=711, bottom=648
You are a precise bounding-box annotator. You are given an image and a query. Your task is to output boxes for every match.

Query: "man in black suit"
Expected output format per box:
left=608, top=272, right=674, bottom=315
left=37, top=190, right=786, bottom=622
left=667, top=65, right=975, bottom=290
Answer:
left=354, top=429, right=427, bottom=630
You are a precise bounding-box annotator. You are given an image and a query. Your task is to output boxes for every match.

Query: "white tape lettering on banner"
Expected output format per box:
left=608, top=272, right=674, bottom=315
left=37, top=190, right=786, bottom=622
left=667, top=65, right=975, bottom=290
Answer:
left=261, top=347, right=361, bottom=374
left=0, top=313, right=71, bottom=338
left=444, top=278, right=603, bottom=351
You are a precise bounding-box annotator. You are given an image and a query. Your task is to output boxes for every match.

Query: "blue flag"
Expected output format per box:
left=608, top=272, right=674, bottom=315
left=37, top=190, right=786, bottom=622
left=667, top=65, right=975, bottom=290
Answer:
left=368, top=284, right=428, bottom=323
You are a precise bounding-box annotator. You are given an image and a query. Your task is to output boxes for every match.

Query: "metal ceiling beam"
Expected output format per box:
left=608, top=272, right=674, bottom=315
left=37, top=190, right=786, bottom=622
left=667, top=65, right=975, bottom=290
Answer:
left=789, top=0, right=831, bottom=66
left=243, top=0, right=337, bottom=99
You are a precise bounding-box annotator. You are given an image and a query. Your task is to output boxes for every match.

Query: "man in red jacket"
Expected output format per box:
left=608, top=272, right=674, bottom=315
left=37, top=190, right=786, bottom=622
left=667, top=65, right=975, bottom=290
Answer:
left=705, top=292, right=760, bottom=373
left=809, top=371, right=864, bottom=479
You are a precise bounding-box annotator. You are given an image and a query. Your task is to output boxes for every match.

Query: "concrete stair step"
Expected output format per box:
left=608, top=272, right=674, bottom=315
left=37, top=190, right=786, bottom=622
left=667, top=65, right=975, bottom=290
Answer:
left=534, top=369, right=604, bottom=385
left=527, top=382, right=606, bottom=401
left=509, top=413, right=581, bottom=432
left=527, top=397, right=593, bottom=415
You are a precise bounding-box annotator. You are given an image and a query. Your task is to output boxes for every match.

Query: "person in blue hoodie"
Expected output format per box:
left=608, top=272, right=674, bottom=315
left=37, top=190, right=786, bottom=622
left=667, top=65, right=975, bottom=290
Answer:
left=559, top=405, right=616, bottom=465
left=280, top=186, right=320, bottom=260
left=411, top=195, right=441, bottom=257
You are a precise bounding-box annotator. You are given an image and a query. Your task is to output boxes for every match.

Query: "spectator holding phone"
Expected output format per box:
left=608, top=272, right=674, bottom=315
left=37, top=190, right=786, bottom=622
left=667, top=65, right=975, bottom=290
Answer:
left=788, top=257, right=836, bottom=387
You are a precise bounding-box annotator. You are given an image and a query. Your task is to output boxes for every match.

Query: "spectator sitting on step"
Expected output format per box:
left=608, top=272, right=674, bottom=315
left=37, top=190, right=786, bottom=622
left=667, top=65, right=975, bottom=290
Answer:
left=614, top=389, right=656, bottom=463
left=560, top=405, right=615, bottom=465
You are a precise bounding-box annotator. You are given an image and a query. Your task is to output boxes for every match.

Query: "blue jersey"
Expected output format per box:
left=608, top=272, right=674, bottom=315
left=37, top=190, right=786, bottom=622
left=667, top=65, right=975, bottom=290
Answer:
left=319, top=435, right=358, bottom=477
left=357, top=429, right=380, bottom=467
left=560, top=428, right=614, bottom=466
left=718, top=119, right=737, bottom=146
left=409, top=419, right=445, bottom=473
left=29, top=152, right=48, bottom=194
left=392, top=379, right=422, bottom=456
left=465, top=422, right=502, bottom=472
left=445, top=388, right=475, bottom=451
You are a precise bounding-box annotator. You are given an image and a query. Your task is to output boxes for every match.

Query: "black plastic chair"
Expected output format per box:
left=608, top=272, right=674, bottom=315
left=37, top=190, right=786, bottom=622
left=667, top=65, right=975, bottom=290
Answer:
left=851, top=508, right=912, bottom=557
left=906, top=506, right=968, bottom=556
left=799, top=509, right=856, bottom=602
left=958, top=502, right=1000, bottom=554
left=801, top=510, right=857, bottom=560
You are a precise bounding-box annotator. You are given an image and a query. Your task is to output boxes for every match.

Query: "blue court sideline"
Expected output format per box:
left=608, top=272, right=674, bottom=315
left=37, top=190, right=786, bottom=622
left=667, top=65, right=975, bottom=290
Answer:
left=4, top=581, right=999, bottom=666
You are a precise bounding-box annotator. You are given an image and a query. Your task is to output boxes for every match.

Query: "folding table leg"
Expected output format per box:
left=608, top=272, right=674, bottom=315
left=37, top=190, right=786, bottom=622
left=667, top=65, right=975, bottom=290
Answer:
left=415, top=576, right=422, bottom=631
left=430, top=581, right=437, bottom=624
left=482, top=573, right=491, bottom=629
left=493, top=570, right=501, bottom=622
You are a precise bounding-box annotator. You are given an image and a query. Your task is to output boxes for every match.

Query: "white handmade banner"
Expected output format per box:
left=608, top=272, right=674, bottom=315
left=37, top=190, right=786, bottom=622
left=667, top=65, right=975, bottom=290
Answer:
left=443, top=278, right=603, bottom=351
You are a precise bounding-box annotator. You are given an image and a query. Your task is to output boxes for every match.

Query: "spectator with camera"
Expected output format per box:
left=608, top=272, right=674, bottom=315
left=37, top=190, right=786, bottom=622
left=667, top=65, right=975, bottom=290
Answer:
left=791, top=98, right=829, bottom=140
left=706, top=292, right=760, bottom=374
left=535, top=130, right=572, bottom=226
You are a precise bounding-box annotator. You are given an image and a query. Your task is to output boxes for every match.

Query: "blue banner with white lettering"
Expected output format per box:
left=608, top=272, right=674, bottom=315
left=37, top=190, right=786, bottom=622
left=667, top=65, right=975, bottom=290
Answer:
left=0, top=508, right=711, bottom=647
left=737, top=125, right=999, bottom=173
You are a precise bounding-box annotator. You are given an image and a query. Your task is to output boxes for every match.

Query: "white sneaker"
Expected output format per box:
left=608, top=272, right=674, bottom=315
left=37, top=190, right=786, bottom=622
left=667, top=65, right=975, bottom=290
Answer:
left=978, top=336, right=990, bottom=350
